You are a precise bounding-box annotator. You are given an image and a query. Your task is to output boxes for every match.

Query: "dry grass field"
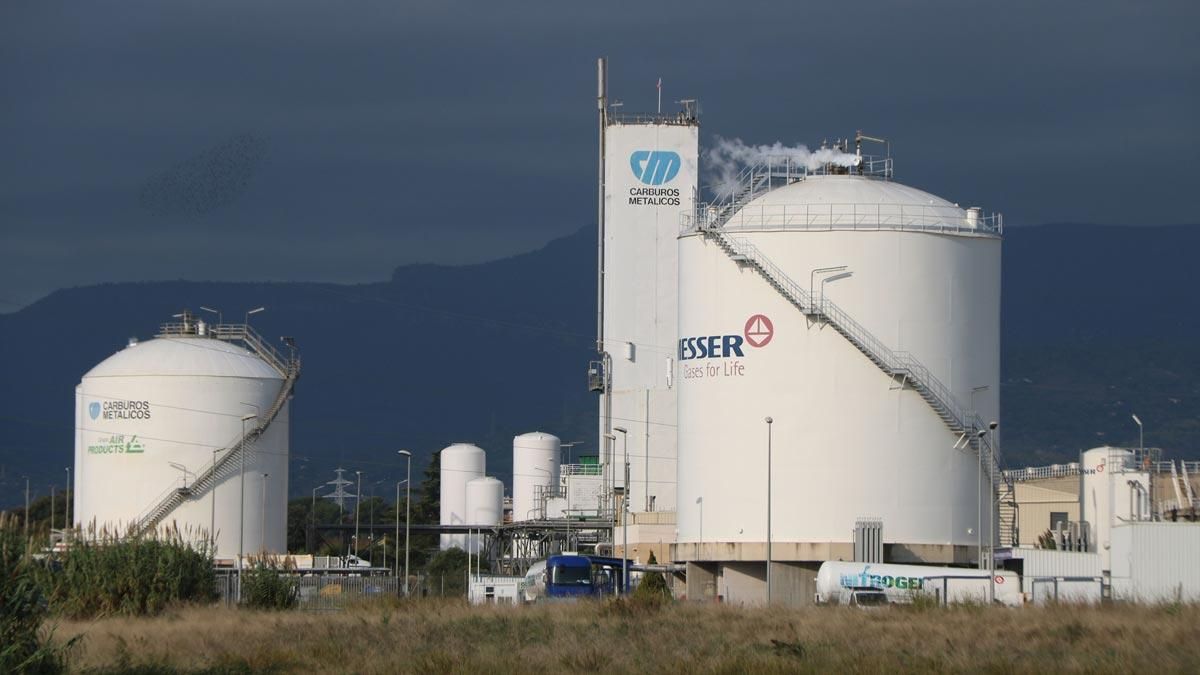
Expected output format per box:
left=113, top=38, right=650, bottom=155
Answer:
left=51, top=599, right=1200, bottom=674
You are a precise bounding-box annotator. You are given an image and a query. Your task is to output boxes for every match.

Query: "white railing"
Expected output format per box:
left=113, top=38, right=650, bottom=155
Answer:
left=1004, top=464, right=1081, bottom=481
left=685, top=201, right=1001, bottom=236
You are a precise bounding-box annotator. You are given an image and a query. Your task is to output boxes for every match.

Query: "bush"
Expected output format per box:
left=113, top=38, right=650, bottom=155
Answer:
left=632, top=551, right=671, bottom=604
left=240, top=560, right=297, bottom=610
left=0, top=514, right=68, bottom=673
left=39, top=523, right=215, bottom=618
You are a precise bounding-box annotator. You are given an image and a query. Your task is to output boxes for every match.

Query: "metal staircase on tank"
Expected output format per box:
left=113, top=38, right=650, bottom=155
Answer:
left=131, top=322, right=300, bottom=538
left=694, top=198, right=1017, bottom=547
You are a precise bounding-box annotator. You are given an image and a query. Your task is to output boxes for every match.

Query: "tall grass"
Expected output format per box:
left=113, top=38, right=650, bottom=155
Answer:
left=38, top=522, right=215, bottom=618
left=50, top=599, right=1200, bottom=673
left=240, top=557, right=297, bottom=610
left=0, top=514, right=69, bottom=674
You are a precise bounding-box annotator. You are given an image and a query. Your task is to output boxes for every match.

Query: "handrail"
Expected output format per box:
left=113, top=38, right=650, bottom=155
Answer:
left=685, top=202, right=1003, bottom=236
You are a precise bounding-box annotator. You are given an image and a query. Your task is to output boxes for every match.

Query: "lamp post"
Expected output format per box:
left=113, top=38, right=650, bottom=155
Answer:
left=261, top=473, right=269, bottom=552
left=809, top=266, right=847, bottom=310
left=974, top=428, right=988, bottom=570
left=65, top=466, right=71, bottom=536
left=199, top=305, right=223, bottom=326
left=970, top=385, right=989, bottom=571
left=988, top=421, right=999, bottom=604
left=614, top=426, right=629, bottom=595
left=354, top=471, right=363, bottom=557
left=210, top=448, right=222, bottom=553
left=819, top=270, right=853, bottom=306
left=696, top=496, right=703, bottom=561
left=399, top=450, right=412, bottom=595
left=765, top=416, right=773, bottom=606
left=244, top=306, right=265, bottom=325
left=1131, top=414, right=1143, bottom=457
left=238, top=411, right=257, bottom=599
left=311, top=485, right=321, bottom=554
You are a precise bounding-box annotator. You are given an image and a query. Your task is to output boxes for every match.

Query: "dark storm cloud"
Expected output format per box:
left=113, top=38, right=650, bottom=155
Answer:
left=1, top=0, right=1197, bottom=308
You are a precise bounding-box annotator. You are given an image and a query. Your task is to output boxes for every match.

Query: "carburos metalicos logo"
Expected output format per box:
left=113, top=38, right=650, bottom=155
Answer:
left=630, top=150, right=680, bottom=185
left=91, top=400, right=153, bottom=420
left=628, top=150, right=681, bottom=206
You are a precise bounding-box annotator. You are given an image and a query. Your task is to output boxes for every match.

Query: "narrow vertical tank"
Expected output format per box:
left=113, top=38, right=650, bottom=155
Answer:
left=464, top=476, right=504, bottom=554
left=439, top=443, right=485, bottom=550
left=512, top=432, right=560, bottom=521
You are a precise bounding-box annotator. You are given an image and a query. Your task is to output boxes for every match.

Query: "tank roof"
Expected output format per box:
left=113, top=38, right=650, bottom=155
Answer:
left=747, top=175, right=959, bottom=210
left=82, top=336, right=281, bottom=380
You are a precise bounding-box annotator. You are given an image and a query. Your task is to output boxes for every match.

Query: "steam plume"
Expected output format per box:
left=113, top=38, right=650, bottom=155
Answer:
left=704, top=136, right=859, bottom=198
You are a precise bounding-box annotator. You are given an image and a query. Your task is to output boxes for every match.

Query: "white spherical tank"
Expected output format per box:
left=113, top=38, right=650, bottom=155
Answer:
left=464, top=476, right=504, bottom=554
left=512, top=432, right=560, bottom=522
left=74, top=323, right=291, bottom=557
left=439, top=443, right=485, bottom=550
left=676, top=174, right=1001, bottom=559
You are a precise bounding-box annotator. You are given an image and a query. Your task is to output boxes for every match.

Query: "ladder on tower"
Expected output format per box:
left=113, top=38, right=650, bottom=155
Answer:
left=696, top=221, right=1016, bottom=543
left=131, top=325, right=301, bottom=538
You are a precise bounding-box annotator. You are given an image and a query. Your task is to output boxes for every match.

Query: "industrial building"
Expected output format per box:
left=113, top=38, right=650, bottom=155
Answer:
left=73, top=310, right=299, bottom=558
left=590, top=58, right=1003, bottom=605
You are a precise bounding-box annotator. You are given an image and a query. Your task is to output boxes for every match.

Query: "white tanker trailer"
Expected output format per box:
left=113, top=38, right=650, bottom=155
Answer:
left=815, top=561, right=1022, bottom=606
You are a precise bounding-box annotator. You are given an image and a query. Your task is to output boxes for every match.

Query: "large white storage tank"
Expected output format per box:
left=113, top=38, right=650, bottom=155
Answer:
left=439, top=443, right=485, bottom=550
left=512, top=432, right=560, bottom=521
left=464, top=476, right=504, bottom=554
left=73, top=314, right=293, bottom=557
left=676, top=170, right=1001, bottom=562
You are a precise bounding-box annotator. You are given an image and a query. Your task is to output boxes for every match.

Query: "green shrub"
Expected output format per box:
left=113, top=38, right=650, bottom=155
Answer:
left=632, top=551, right=671, bottom=604
left=240, top=560, right=297, bottom=610
left=0, top=514, right=69, bottom=673
left=40, top=523, right=215, bottom=618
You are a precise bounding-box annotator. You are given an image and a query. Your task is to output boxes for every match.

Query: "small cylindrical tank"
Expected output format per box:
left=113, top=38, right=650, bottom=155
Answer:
left=512, top=432, right=561, bottom=522
left=439, top=443, right=485, bottom=550
left=465, top=476, right=504, bottom=554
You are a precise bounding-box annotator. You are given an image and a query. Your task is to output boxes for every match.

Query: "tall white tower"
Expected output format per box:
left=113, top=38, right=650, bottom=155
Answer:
left=596, top=58, right=698, bottom=516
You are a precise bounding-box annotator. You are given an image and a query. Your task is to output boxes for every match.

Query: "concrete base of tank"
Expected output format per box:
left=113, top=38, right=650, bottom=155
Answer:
left=673, top=541, right=979, bottom=606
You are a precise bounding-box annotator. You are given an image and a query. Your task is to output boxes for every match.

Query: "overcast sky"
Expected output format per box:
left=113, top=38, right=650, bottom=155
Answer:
left=2, top=1, right=1196, bottom=309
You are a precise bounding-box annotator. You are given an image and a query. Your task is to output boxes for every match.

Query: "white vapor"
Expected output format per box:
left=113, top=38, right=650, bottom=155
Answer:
left=704, top=136, right=859, bottom=198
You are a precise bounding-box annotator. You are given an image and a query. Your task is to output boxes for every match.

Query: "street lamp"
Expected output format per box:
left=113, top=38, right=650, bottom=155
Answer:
left=199, top=305, right=223, bottom=326
left=210, top=448, right=223, bottom=553
left=244, top=306, right=265, bottom=325
left=765, top=416, right=773, bottom=606
left=819, top=270, right=853, bottom=306
left=237, top=411, right=257, bottom=599
left=1131, top=414, right=1143, bottom=457
left=613, top=426, right=629, bottom=595
left=974, top=428, right=988, bottom=570
left=261, top=473, right=269, bottom=552
left=398, top=450, right=412, bottom=596
left=987, top=421, right=999, bottom=604
left=311, top=485, right=322, bottom=553
left=809, top=266, right=847, bottom=310
left=354, top=471, right=363, bottom=557
left=64, top=466, right=71, bottom=537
